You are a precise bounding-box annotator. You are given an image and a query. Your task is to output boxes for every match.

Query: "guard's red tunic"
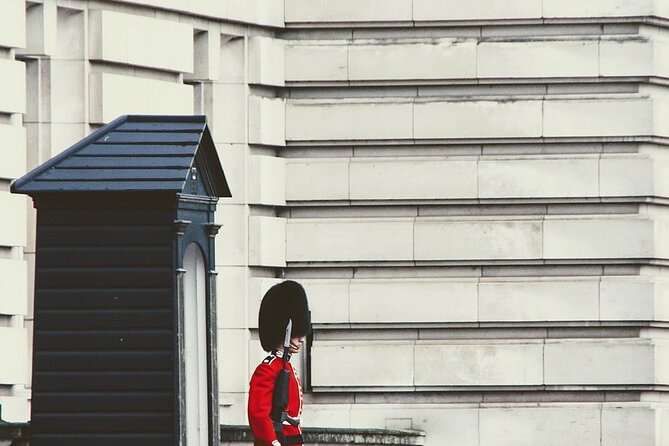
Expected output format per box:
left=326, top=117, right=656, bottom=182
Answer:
left=248, top=353, right=303, bottom=446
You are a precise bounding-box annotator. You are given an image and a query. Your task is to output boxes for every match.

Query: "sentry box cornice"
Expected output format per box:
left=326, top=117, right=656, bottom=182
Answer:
left=12, top=115, right=231, bottom=446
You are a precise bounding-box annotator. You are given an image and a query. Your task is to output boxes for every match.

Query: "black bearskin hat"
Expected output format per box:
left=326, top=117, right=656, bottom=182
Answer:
left=258, top=280, right=311, bottom=352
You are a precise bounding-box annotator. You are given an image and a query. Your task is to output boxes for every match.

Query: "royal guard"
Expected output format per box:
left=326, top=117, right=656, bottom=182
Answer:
left=248, top=281, right=311, bottom=446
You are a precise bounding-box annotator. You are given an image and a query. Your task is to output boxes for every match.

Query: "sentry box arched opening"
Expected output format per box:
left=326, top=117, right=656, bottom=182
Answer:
left=11, top=115, right=231, bottom=446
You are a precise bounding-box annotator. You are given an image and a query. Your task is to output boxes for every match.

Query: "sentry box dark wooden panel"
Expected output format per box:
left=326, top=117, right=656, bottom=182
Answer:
left=11, top=115, right=231, bottom=446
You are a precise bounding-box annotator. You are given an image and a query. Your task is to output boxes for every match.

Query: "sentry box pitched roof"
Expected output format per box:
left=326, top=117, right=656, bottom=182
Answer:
left=11, top=115, right=231, bottom=198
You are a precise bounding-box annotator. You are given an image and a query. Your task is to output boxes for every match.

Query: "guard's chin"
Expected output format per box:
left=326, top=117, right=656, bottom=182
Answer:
left=289, top=344, right=301, bottom=353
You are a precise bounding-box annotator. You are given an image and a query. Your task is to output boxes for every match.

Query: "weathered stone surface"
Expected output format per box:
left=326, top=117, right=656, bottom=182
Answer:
left=543, top=217, right=654, bottom=259
left=108, top=0, right=281, bottom=26
left=414, top=219, right=543, bottom=261
left=301, top=280, right=350, bottom=324
left=218, top=37, right=246, bottom=84
left=599, top=37, right=659, bottom=77
left=415, top=342, right=544, bottom=386
left=248, top=96, right=285, bottom=146
left=0, top=260, right=27, bottom=316
left=311, top=343, right=414, bottom=387
left=0, top=193, right=26, bottom=248
left=248, top=216, right=286, bottom=267
left=349, top=280, right=478, bottom=323
left=479, top=406, right=600, bottom=446
left=599, top=278, right=660, bottom=321
left=286, top=219, right=414, bottom=262
left=0, top=59, right=25, bottom=114
left=287, top=35, right=669, bottom=82
left=543, top=98, right=655, bottom=138
left=303, top=404, right=353, bottom=430
left=228, top=0, right=284, bottom=28
left=215, top=205, right=248, bottom=267
left=0, top=0, right=24, bottom=49
left=348, top=40, right=477, bottom=80
left=48, top=59, right=86, bottom=124
left=48, top=123, right=86, bottom=158
left=89, top=10, right=193, bottom=73
left=187, top=28, right=220, bottom=82
left=349, top=158, right=477, bottom=200
left=543, top=0, right=658, bottom=18
left=599, top=155, right=655, bottom=197
left=0, top=125, right=26, bottom=180
left=210, top=84, right=246, bottom=144
left=286, top=159, right=350, bottom=201
left=414, top=0, right=542, bottom=21
left=478, top=39, right=599, bottom=78
left=285, top=44, right=348, bottom=82
left=286, top=96, right=667, bottom=142
left=249, top=155, right=285, bottom=206
left=89, top=73, right=193, bottom=124
left=219, top=393, right=249, bottom=427
left=287, top=153, right=669, bottom=202
left=285, top=0, right=413, bottom=23
left=248, top=37, right=284, bottom=87
left=478, top=156, right=599, bottom=198
left=216, top=144, right=246, bottom=204
left=218, top=329, right=250, bottom=393
left=217, top=267, right=249, bottom=329
left=286, top=101, right=413, bottom=141
left=414, top=100, right=543, bottom=139
left=0, top=327, right=27, bottom=384
left=479, top=279, right=599, bottom=322
left=601, top=406, right=655, bottom=446
left=219, top=424, right=426, bottom=446
left=349, top=406, right=475, bottom=446
left=544, top=340, right=655, bottom=385
left=21, top=1, right=57, bottom=56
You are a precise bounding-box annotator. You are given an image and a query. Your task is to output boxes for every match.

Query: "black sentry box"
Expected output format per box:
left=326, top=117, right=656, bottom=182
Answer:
left=11, top=115, right=231, bottom=446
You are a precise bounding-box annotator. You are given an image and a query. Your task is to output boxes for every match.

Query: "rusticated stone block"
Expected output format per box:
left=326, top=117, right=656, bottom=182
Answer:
left=311, top=343, right=414, bottom=387
left=285, top=44, right=348, bottom=82
left=285, top=0, right=412, bottom=23
left=478, top=39, right=598, bottom=78
left=0, top=193, right=26, bottom=247
left=415, top=342, right=544, bottom=386
left=0, top=59, right=25, bottom=114
left=0, top=260, right=27, bottom=316
left=414, top=219, right=542, bottom=261
left=89, top=9, right=193, bottom=73
left=89, top=73, right=193, bottom=124
left=414, top=100, right=543, bottom=139
left=286, top=101, right=413, bottom=141
left=286, top=219, right=414, bottom=262
left=0, top=125, right=26, bottom=180
left=248, top=216, right=286, bottom=267
left=414, top=0, right=542, bottom=21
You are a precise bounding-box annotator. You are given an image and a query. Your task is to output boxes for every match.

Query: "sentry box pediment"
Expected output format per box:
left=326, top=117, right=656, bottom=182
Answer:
left=11, top=115, right=230, bottom=446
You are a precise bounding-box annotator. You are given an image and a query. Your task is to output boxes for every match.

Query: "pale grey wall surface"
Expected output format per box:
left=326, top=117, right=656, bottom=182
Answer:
left=281, top=1, right=669, bottom=445
left=1, top=1, right=668, bottom=445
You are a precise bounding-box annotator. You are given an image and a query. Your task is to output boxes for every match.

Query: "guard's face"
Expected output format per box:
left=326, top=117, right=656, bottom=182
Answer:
left=288, top=336, right=306, bottom=354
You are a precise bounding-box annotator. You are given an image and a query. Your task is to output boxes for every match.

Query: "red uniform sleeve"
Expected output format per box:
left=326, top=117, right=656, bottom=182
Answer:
left=248, top=360, right=280, bottom=445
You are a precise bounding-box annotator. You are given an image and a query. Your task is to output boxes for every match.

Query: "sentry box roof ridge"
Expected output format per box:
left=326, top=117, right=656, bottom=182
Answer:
left=11, top=114, right=231, bottom=198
